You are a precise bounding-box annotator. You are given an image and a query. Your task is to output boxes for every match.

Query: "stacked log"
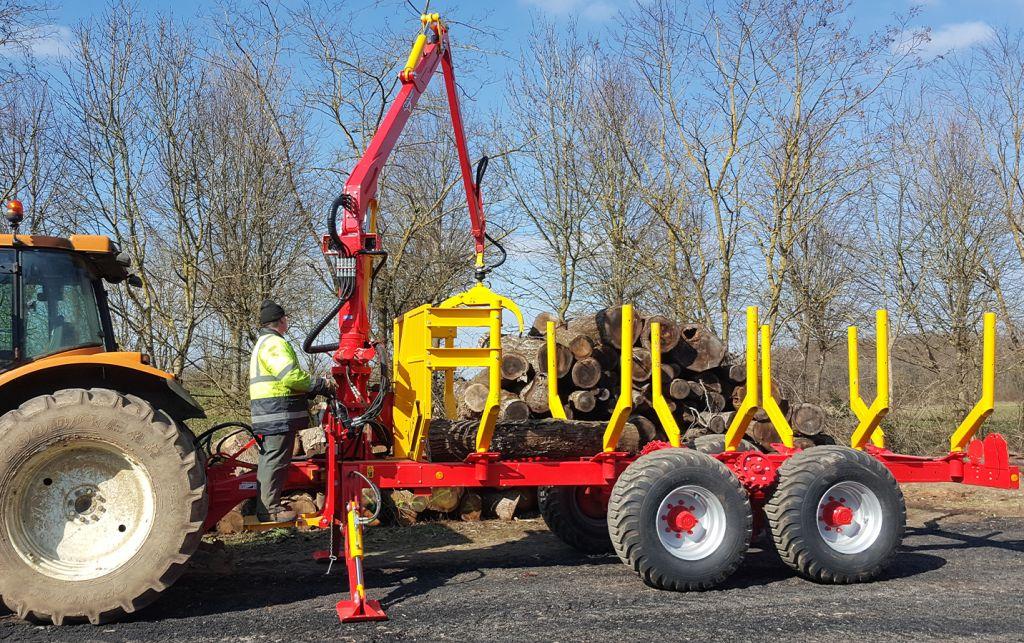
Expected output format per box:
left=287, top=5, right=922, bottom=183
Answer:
left=441, top=306, right=830, bottom=457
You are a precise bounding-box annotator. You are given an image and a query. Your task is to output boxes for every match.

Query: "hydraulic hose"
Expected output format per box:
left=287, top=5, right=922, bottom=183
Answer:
left=303, top=294, right=347, bottom=355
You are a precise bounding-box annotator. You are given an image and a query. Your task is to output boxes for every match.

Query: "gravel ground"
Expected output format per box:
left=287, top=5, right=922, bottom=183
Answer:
left=2, top=487, right=1022, bottom=642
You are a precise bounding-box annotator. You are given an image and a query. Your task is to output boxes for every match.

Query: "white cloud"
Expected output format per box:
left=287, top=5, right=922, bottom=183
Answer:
left=520, top=0, right=619, bottom=21
left=0, top=25, right=74, bottom=59
left=914, top=21, right=995, bottom=58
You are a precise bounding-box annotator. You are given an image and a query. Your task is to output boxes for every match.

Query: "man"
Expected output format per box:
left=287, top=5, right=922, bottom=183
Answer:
left=250, top=299, right=334, bottom=521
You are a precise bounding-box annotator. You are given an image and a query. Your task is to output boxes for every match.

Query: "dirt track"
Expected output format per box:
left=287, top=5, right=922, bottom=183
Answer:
left=2, top=485, right=1022, bottom=642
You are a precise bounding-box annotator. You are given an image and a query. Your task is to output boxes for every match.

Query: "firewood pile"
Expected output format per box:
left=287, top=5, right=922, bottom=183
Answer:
left=447, top=306, right=833, bottom=454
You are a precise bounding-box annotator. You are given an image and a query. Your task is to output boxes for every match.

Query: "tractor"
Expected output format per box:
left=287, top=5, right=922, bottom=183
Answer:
left=0, top=199, right=207, bottom=624
left=0, top=12, right=1019, bottom=627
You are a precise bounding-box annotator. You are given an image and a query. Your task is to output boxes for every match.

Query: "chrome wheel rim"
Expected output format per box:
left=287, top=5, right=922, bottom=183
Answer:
left=655, top=485, right=727, bottom=561
left=815, top=480, right=883, bottom=554
left=4, top=439, right=156, bottom=581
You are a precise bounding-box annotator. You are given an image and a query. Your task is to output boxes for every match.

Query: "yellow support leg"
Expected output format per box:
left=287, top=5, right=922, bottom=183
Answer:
left=650, top=321, right=681, bottom=447
left=950, top=312, right=996, bottom=452
left=724, top=307, right=760, bottom=451
left=603, top=305, right=634, bottom=452
left=759, top=324, right=794, bottom=448
left=546, top=320, right=567, bottom=419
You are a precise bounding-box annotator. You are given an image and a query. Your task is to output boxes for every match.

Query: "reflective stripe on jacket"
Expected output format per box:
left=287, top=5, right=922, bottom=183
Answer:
left=249, top=329, right=312, bottom=434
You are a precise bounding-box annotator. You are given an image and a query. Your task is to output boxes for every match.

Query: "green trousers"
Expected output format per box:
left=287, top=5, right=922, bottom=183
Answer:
left=256, top=431, right=296, bottom=515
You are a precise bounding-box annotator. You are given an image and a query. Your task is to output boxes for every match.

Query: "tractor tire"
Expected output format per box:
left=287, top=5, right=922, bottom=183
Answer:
left=0, top=388, right=208, bottom=625
left=764, top=445, right=905, bottom=584
left=538, top=486, right=613, bottom=553
left=689, top=434, right=759, bottom=454
left=608, top=448, right=752, bottom=591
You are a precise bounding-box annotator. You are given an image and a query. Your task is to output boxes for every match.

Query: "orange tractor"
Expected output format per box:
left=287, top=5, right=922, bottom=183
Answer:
left=0, top=13, right=1019, bottom=627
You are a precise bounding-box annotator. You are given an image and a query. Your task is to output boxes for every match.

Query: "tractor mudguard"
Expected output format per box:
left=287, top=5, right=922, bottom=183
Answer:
left=0, top=350, right=205, bottom=422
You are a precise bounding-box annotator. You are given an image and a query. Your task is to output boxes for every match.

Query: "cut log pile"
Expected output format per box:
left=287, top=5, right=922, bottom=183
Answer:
left=444, top=306, right=833, bottom=457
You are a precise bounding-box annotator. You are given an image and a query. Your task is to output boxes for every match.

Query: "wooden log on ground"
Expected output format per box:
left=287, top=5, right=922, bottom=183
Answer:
left=596, top=306, right=643, bottom=350
left=458, top=491, right=483, bottom=521
left=726, top=363, right=746, bottom=384
left=571, top=357, right=602, bottom=389
left=426, top=487, right=463, bottom=512
left=390, top=490, right=427, bottom=526
left=485, top=490, right=522, bottom=521
left=298, top=426, right=327, bottom=457
left=790, top=403, right=826, bottom=436
left=461, top=382, right=490, bottom=416
left=698, top=411, right=733, bottom=434
left=674, top=323, right=726, bottom=372
left=696, top=372, right=722, bottom=393
left=425, top=418, right=641, bottom=461
left=748, top=420, right=782, bottom=451
left=216, top=510, right=245, bottom=535
left=640, top=314, right=681, bottom=353
left=568, top=389, right=597, bottom=413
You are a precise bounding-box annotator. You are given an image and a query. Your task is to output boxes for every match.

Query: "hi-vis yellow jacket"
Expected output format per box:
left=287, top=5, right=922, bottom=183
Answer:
left=248, top=329, right=323, bottom=434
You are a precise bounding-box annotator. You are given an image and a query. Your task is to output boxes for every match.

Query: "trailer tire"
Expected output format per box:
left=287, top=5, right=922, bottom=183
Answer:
left=608, top=448, right=752, bottom=591
left=689, top=435, right=759, bottom=454
left=0, top=388, right=208, bottom=625
left=538, top=486, right=613, bottom=553
left=764, top=445, right=905, bottom=584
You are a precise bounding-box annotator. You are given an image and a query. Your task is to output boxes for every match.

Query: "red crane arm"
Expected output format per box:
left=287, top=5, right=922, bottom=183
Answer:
left=322, top=15, right=486, bottom=414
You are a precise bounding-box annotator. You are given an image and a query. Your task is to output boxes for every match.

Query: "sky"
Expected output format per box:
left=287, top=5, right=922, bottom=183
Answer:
left=36, top=1, right=1024, bottom=107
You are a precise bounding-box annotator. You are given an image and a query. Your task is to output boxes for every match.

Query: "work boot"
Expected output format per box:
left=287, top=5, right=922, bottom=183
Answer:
left=256, top=504, right=297, bottom=523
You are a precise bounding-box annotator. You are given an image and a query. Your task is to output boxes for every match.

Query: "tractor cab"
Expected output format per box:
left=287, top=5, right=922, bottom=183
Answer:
left=0, top=232, right=126, bottom=373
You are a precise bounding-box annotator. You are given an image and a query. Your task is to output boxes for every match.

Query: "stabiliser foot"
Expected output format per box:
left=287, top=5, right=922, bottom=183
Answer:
left=337, top=597, right=387, bottom=622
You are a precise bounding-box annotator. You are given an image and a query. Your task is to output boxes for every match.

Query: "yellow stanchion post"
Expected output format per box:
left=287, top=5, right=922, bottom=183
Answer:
left=849, top=310, right=890, bottom=449
left=650, top=322, right=681, bottom=447
left=603, top=305, right=634, bottom=452
left=950, top=312, right=996, bottom=452
left=759, top=324, right=794, bottom=448
left=724, top=307, right=760, bottom=451
left=475, top=306, right=502, bottom=452
left=546, top=320, right=567, bottom=419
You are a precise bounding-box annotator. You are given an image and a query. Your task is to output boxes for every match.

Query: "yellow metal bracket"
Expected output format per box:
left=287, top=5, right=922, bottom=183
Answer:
left=650, top=321, right=681, bottom=447
left=546, top=320, right=567, bottom=419
left=724, top=307, right=760, bottom=450
left=849, top=310, right=890, bottom=450
left=950, top=312, right=996, bottom=452
left=439, top=283, right=524, bottom=333
left=603, top=305, right=634, bottom=452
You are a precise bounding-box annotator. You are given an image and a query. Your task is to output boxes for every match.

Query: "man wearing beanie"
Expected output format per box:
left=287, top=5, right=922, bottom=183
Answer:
left=249, top=299, right=335, bottom=521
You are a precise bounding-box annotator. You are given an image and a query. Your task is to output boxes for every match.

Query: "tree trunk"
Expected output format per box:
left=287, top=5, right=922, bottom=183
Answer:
left=426, top=418, right=640, bottom=461
left=640, top=314, right=681, bottom=352
left=571, top=357, right=602, bottom=389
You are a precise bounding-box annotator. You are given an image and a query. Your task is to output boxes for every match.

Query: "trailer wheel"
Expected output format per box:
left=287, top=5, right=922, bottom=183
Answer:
left=539, top=486, right=613, bottom=553
left=764, top=445, right=905, bottom=583
left=0, top=389, right=207, bottom=625
left=689, top=435, right=759, bottom=454
left=608, top=449, right=752, bottom=590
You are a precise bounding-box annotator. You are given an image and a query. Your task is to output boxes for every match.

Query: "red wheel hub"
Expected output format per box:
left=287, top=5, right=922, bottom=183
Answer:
left=575, top=486, right=610, bottom=520
left=662, top=504, right=699, bottom=534
left=819, top=498, right=854, bottom=529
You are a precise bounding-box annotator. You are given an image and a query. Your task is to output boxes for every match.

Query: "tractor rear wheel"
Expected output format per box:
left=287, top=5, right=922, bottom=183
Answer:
left=538, top=485, right=613, bottom=553
left=764, top=445, right=905, bottom=583
left=0, top=388, right=207, bottom=625
left=608, top=448, right=752, bottom=590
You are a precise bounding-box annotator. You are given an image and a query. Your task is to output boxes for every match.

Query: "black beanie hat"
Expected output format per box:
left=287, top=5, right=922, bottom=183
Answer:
left=260, top=299, right=286, bottom=325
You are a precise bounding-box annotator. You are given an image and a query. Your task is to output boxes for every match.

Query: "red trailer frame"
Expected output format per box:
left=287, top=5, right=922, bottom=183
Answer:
left=202, top=14, right=1021, bottom=625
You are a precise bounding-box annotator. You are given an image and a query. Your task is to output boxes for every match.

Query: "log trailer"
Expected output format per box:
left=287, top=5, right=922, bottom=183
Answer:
left=0, top=12, right=1019, bottom=626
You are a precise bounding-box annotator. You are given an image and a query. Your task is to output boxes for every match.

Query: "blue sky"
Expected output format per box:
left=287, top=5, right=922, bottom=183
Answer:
left=39, top=1, right=1024, bottom=106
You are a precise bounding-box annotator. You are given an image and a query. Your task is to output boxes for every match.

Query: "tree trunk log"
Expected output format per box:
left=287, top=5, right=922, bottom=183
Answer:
left=596, top=306, right=643, bottom=350
left=790, top=403, right=826, bottom=435
left=426, top=418, right=640, bottom=461
left=519, top=373, right=551, bottom=415
left=571, top=357, right=602, bottom=389
left=500, top=390, right=531, bottom=421
left=458, top=491, right=483, bottom=521
left=673, top=323, right=726, bottom=372
left=568, top=389, right=597, bottom=413
left=537, top=340, right=574, bottom=378
left=640, top=314, right=681, bottom=353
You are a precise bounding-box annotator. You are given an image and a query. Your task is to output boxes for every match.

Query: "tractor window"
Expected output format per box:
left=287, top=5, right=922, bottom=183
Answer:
left=0, top=249, right=14, bottom=369
left=21, top=250, right=104, bottom=361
